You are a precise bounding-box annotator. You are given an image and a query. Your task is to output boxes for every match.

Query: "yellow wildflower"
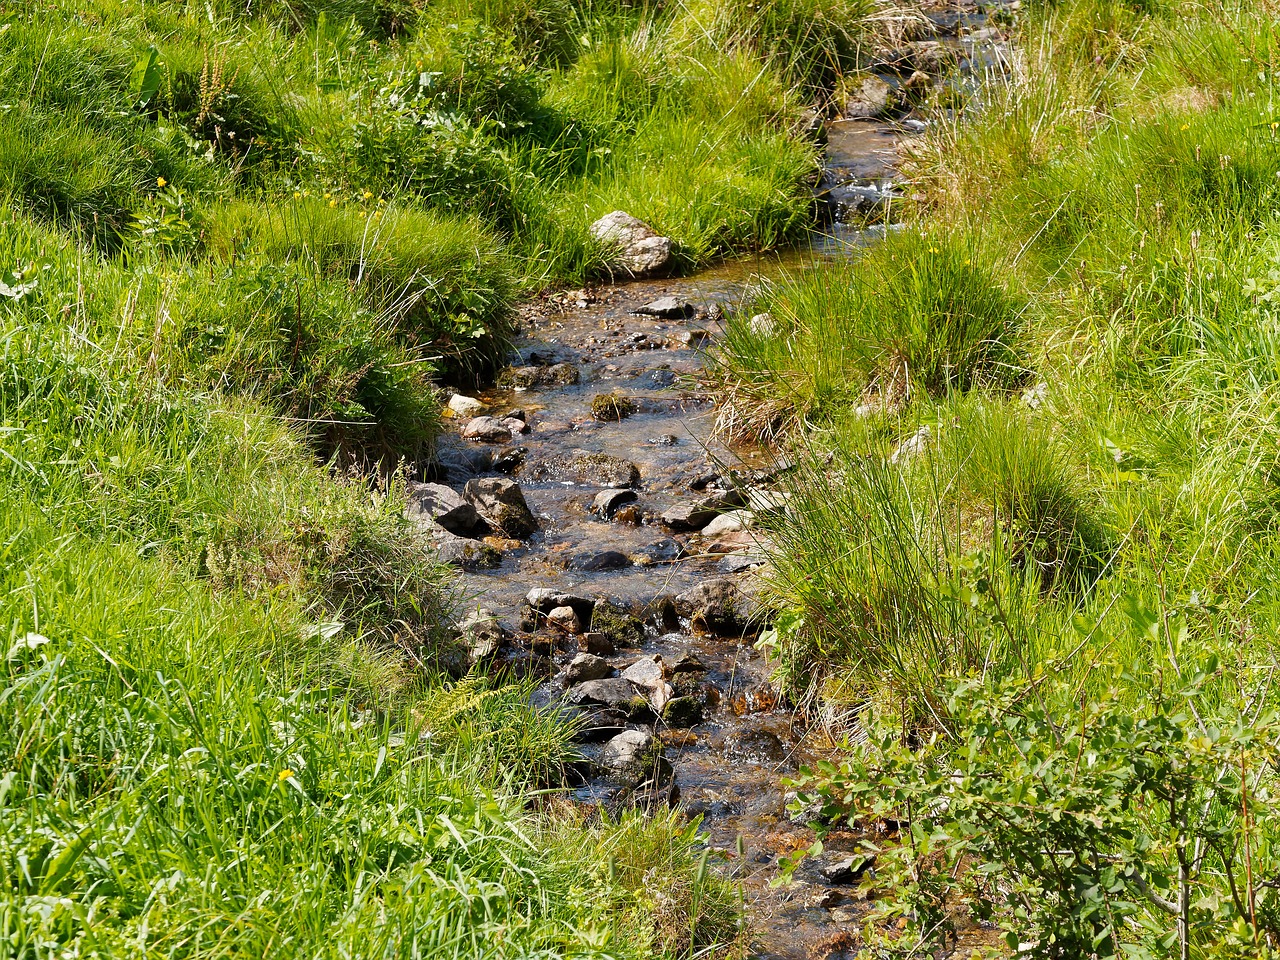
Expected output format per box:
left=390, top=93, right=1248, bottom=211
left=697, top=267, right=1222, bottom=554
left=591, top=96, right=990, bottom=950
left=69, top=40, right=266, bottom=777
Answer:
left=278, top=769, right=294, bottom=782
left=157, top=177, right=167, bottom=188
left=329, top=199, right=337, bottom=208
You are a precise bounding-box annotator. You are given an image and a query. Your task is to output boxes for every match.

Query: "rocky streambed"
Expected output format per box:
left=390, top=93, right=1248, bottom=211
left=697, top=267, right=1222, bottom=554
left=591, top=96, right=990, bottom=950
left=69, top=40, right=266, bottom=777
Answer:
left=410, top=6, right=1012, bottom=956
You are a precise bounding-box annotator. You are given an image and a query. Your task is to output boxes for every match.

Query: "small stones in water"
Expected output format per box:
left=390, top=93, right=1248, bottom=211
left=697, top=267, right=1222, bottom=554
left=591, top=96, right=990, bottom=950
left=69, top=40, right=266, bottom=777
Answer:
left=731, top=684, right=781, bottom=716
left=633, top=295, right=694, bottom=319
left=547, top=605, right=582, bottom=634
left=590, top=393, right=635, bottom=422
left=592, top=488, right=637, bottom=520
left=460, top=416, right=513, bottom=444
left=579, top=631, right=615, bottom=656
left=569, top=550, right=632, bottom=572
left=527, top=450, right=641, bottom=488
left=647, top=434, right=679, bottom=446
left=671, top=650, right=706, bottom=673
left=701, top=510, right=753, bottom=537
left=565, top=652, right=615, bottom=685
left=463, top=478, right=538, bottom=539
left=526, top=588, right=595, bottom=619
left=447, top=394, right=486, bottom=417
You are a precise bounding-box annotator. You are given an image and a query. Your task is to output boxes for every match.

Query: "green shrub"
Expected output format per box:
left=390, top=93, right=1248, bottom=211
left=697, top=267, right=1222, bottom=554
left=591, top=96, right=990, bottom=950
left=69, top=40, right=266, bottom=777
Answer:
left=786, top=653, right=1280, bottom=958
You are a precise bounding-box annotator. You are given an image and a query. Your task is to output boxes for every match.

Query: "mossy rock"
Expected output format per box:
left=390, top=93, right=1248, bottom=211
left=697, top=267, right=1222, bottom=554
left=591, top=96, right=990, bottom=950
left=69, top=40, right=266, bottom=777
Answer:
left=589, top=601, right=646, bottom=647
left=591, top=393, right=635, bottom=421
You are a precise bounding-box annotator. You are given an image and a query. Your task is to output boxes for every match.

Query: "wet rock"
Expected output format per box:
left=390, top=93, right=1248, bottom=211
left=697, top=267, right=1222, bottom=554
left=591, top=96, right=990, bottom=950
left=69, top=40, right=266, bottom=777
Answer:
left=621, top=655, right=671, bottom=712
left=526, top=589, right=595, bottom=620
left=718, top=554, right=766, bottom=575
left=661, top=501, right=717, bottom=532
left=634, top=296, right=694, bottom=319
left=547, top=605, right=582, bottom=634
left=820, top=855, right=873, bottom=884
left=632, top=538, right=683, bottom=566
left=464, top=478, right=538, bottom=539
left=689, top=472, right=720, bottom=491
left=671, top=651, right=705, bottom=673
left=843, top=74, right=898, bottom=118
left=500, top=416, right=531, bottom=435
left=590, top=393, right=634, bottom=421
left=499, top=362, right=581, bottom=390
left=592, top=488, right=638, bottom=519
left=621, top=655, right=665, bottom=689
left=447, top=394, right=486, bottom=417
left=407, top=482, right=484, bottom=537
left=491, top=446, right=527, bottom=473
left=565, top=653, right=615, bottom=685
left=432, top=443, right=496, bottom=480
left=599, top=729, right=673, bottom=786
left=570, top=550, right=632, bottom=572
left=589, top=601, right=647, bottom=648
left=527, top=450, right=640, bottom=488
left=661, top=696, right=702, bottom=727
left=580, top=632, right=615, bottom=656
left=589, top=211, right=673, bottom=278
left=675, top=579, right=754, bottom=635
left=567, top=678, right=653, bottom=721
left=647, top=433, right=679, bottom=446
left=435, top=530, right=502, bottom=570
left=701, top=510, right=752, bottom=537
left=460, top=416, right=513, bottom=444
left=571, top=708, right=630, bottom=742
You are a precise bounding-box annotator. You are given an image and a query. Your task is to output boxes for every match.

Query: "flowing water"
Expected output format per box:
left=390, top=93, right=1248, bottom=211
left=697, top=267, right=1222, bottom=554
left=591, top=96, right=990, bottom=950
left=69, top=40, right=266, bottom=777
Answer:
left=427, top=8, right=1011, bottom=955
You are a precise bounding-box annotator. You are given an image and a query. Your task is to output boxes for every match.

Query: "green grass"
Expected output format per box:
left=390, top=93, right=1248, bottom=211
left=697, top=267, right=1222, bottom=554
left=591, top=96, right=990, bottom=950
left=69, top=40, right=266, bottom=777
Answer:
left=0, top=0, right=885, bottom=949
left=714, top=0, right=1280, bottom=949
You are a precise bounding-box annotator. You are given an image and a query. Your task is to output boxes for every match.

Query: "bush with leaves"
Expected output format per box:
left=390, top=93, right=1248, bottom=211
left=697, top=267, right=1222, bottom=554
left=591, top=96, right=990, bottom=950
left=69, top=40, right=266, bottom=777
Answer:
left=785, top=651, right=1280, bottom=958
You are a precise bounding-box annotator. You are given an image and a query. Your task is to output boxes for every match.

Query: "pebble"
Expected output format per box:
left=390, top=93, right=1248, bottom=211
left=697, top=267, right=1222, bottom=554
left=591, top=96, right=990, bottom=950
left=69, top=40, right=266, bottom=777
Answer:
left=448, top=394, right=486, bottom=417
left=460, top=416, right=513, bottom=443
left=547, top=605, right=582, bottom=634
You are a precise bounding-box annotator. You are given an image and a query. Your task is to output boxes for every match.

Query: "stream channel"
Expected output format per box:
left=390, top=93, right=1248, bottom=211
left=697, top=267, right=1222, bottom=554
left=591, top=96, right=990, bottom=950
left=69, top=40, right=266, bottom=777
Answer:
left=417, top=7, right=1011, bottom=956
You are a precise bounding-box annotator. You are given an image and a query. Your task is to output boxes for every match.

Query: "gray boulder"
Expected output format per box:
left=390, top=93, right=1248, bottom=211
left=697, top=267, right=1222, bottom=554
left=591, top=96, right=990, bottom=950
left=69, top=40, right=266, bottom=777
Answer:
left=527, top=450, right=640, bottom=488
left=599, top=729, right=673, bottom=786
left=406, top=482, right=484, bottom=537
left=460, top=416, right=513, bottom=443
left=463, top=478, right=538, bottom=539
left=676, top=578, right=753, bottom=635
left=589, top=211, right=673, bottom=278
left=565, top=653, right=616, bottom=685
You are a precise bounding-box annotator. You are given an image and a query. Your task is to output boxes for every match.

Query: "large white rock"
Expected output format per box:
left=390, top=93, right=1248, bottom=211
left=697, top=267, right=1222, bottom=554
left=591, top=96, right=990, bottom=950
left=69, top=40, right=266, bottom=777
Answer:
left=589, top=211, right=673, bottom=277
